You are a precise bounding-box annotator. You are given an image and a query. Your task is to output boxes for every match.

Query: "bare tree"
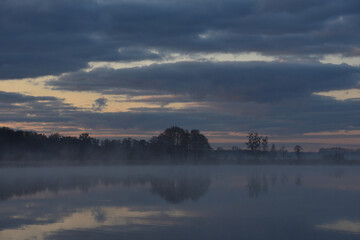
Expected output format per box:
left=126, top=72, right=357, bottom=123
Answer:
left=246, top=132, right=262, bottom=151
left=294, top=145, right=303, bottom=161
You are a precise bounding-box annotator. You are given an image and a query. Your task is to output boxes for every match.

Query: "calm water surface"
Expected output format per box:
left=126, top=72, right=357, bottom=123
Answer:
left=0, top=165, right=359, bottom=240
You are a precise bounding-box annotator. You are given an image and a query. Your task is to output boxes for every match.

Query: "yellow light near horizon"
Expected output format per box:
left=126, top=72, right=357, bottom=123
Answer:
left=0, top=78, right=100, bottom=108
left=0, top=207, right=197, bottom=240
left=0, top=78, right=164, bottom=112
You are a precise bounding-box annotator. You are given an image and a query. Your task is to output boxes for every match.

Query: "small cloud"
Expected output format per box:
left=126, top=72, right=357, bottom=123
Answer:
left=198, top=33, right=210, bottom=39
left=92, top=97, right=108, bottom=112
left=317, top=220, right=360, bottom=234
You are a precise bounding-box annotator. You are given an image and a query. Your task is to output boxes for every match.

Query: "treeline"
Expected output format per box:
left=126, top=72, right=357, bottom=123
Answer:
left=1, top=126, right=359, bottom=164
left=215, top=132, right=360, bottom=164
left=0, top=126, right=211, bottom=163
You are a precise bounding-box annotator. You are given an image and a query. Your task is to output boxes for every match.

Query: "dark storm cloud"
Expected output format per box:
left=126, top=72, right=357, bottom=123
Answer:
left=51, top=61, right=360, bottom=103
left=1, top=0, right=360, bottom=79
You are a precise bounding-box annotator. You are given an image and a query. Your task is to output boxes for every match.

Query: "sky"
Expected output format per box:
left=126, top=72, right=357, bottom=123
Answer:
left=0, top=0, right=360, bottom=151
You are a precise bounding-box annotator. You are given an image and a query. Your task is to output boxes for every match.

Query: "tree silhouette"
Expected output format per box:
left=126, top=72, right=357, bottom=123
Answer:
left=294, top=145, right=303, bottom=161
left=246, top=132, right=269, bottom=152
left=150, top=126, right=211, bottom=161
left=246, top=132, right=262, bottom=151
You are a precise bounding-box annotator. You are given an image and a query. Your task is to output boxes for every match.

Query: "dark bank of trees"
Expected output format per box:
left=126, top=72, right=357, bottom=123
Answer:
left=0, top=126, right=211, bottom=163
left=0, top=127, right=359, bottom=164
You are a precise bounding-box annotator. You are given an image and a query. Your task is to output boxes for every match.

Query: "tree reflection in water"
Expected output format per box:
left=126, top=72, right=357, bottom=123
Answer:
left=247, top=175, right=269, bottom=198
left=91, top=207, right=107, bottom=223
left=0, top=171, right=211, bottom=204
left=247, top=174, right=303, bottom=198
left=150, top=176, right=211, bottom=203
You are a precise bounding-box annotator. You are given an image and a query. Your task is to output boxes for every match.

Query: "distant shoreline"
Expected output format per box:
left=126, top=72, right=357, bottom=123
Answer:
left=1, top=159, right=359, bottom=168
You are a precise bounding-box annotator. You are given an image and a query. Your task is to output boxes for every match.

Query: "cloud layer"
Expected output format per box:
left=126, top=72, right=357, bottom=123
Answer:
left=51, top=61, right=360, bottom=103
left=1, top=0, right=360, bottom=79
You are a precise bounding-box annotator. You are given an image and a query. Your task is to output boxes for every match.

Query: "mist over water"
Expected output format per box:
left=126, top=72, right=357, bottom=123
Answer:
left=0, top=165, right=360, bottom=240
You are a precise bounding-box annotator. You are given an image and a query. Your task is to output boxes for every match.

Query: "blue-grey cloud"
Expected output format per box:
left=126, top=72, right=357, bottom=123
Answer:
left=66, top=95, right=360, bottom=135
left=1, top=90, right=360, bottom=136
left=92, top=97, right=108, bottom=112
left=1, top=0, right=360, bottom=79
left=0, top=91, right=57, bottom=104
left=51, top=61, right=360, bottom=103
left=0, top=91, right=75, bottom=123
left=55, top=96, right=360, bottom=136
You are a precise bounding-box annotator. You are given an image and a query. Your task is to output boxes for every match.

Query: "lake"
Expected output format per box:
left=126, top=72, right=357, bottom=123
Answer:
left=0, top=165, right=359, bottom=240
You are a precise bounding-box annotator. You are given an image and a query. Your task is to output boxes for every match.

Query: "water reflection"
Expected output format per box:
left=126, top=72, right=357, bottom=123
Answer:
left=0, top=206, right=198, bottom=240
left=91, top=207, right=107, bottom=223
left=150, top=176, right=211, bottom=203
left=317, top=220, right=360, bottom=234
left=247, top=175, right=269, bottom=198
left=246, top=174, right=303, bottom=198
left=0, top=168, right=211, bottom=204
left=294, top=175, right=302, bottom=186
left=0, top=166, right=360, bottom=240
